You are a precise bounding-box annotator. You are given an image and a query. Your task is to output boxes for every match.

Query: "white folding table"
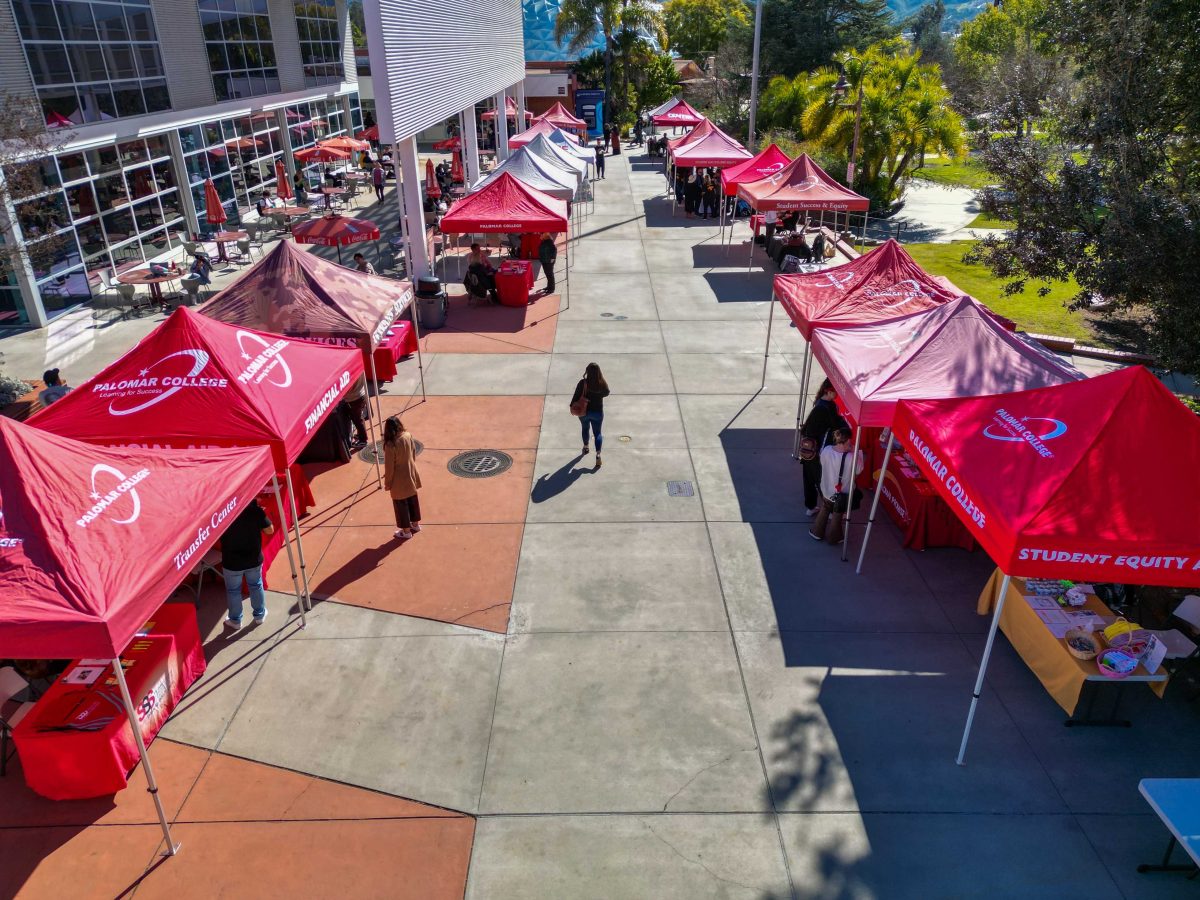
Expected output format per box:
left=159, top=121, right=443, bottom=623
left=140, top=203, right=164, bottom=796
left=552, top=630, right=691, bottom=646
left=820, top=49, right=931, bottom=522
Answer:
left=1137, top=778, right=1200, bottom=877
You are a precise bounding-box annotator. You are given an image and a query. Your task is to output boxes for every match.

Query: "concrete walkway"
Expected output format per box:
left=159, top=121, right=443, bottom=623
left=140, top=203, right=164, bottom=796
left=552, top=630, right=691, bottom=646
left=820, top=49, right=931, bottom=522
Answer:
left=4, top=150, right=1199, bottom=899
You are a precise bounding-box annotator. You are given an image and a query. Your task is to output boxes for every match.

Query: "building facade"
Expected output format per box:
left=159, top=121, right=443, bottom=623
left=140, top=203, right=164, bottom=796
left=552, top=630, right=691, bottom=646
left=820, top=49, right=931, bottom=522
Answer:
left=1, top=0, right=364, bottom=328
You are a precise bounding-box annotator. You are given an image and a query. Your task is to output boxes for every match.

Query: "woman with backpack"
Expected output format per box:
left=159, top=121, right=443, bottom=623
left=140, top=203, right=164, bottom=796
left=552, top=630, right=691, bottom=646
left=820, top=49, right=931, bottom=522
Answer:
left=571, top=362, right=611, bottom=468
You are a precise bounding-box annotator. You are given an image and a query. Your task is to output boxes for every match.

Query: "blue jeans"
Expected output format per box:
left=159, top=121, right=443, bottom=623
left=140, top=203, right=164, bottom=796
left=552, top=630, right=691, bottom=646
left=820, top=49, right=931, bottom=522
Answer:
left=581, top=411, right=603, bottom=452
left=223, top=565, right=266, bottom=622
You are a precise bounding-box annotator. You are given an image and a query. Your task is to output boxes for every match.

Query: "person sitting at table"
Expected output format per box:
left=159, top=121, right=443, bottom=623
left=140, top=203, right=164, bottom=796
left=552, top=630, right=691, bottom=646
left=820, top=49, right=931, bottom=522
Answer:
left=294, top=179, right=308, bottom=205
left=38, top=368, right=71, bottom=406
left=189, top=252, right=213, bottom=286
left=220, top=498, right=275, bottom=629
left=255, top=191, right=271, bottom=218
left=353, top=252, right=377, bottom=275
left=465, top=243, right=498, bottom=303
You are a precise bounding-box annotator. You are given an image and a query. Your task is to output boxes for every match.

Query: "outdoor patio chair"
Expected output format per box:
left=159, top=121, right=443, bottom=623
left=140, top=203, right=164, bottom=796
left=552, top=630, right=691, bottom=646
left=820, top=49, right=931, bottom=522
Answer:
left=236, top=238, right=254, bottom=262
left=177, top=275, right=206, bottom=307
left=0, top=667, right=35, bottom=776
left=244, top=221, right=263, bottom=247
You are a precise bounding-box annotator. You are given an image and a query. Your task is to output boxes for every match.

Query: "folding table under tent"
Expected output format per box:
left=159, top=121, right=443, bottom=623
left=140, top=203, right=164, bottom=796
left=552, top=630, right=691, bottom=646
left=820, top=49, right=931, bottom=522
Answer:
left=508, top=118, right=582, bottom=150
left=651, top=97, right=706, bottom=128
left=890, top=366, right=1200, bottom=763
left=735, top=154, right=870, bottom=270
left=799, top=295, right=1083, bottom=565
left=0, top=418, right=277, bottom=853
left=30, top=306, right=365, bottom=609
left=531, top=101, right=589, bottom=136
left=438, top=172, right=571, bottom=285
left=196, top=238, right=425, bottom=421
left=768, top=239, right=965, bottom=441
left=720, top=144, right=793, bottom=246
left=669, top=128, right=751, bottom=218
left=482, top=95, right=532, bottom=122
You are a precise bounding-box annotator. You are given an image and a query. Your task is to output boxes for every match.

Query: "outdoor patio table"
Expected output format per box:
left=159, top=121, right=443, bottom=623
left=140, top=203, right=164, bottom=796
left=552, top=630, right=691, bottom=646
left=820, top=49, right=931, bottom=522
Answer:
left=116, top=268, right=179, bottom=307
left=1137, top=779, right=1200, bottom=876
left=495, top=260, right=533, bottom=306
left=372, top=322, right=417, bottom=382
left=211, top=230, right=249, bottom=263
left=317, top=187, right=346, bottom=210
left=11, top=603, right=205, bottom=800
left=977, top=570, right=1169, bottom=724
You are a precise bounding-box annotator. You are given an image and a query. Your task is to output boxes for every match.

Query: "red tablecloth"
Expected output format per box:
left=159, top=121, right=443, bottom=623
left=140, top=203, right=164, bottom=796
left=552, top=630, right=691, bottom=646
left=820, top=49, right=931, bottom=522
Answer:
left=495, top=260, right=533, bottom=306
left=370, top=322, right=417, bottom=382
left=751, top=214, right=765, bottom=236
left=869, top=457, right=978, bottom=552
left=12, top=603, right=205, bottom=800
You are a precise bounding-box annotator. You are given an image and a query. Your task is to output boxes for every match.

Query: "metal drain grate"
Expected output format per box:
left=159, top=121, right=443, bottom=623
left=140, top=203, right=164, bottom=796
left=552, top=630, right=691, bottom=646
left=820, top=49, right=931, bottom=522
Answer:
left=359, top=439, right=423, bottom=464
left=667, top=480, right=694, bottom=497
left=448, top=449, right=513, bottom=478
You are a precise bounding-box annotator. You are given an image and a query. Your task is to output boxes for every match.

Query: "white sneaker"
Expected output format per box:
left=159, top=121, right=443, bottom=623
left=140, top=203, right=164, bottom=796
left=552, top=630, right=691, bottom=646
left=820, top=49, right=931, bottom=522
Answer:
left=224, top=617, right=242, bottom=630
left=252, top=610, right=267, bottom=625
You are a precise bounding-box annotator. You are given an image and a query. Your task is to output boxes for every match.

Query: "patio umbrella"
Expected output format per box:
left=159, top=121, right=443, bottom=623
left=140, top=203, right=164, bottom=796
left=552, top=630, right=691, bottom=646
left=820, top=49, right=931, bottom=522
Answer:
left=225, top=136, right=263, bottom=150
left=357, top=124, right=379, bottom=141
left=451, top=149, right=464, bottom=184
left=320, top=136, right=370, bottom=152
left=203, top=178, right=227, bottom=227
left=433, top=135, right=461, bottom=151
left=275, top=159, right=293, bottom=201
left=45, top=110, right=73, bottom=129
left=425, top=158, right=441, bottom=198
left=291, top=213, right=380, bottom=263
left=294, top=145, right=350, bottom=165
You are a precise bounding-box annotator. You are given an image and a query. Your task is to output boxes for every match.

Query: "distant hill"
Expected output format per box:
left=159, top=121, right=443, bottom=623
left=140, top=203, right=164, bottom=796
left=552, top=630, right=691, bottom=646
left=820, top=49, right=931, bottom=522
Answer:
left=887, top=0, right=992, bottom=29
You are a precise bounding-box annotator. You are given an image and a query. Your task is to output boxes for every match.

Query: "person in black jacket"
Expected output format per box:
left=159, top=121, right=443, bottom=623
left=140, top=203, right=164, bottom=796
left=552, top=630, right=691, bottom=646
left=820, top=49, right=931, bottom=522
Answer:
left=538, top=232, right=558, bottom=293
left=572, top=362, right=611, bottom=468
left=800, top=379, right=846, bottom=517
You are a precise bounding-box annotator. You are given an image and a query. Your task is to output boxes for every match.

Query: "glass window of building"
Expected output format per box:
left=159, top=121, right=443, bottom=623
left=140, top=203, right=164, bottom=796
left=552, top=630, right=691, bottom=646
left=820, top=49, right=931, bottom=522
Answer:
left=198, top=0, right=280, bottom=101
left=11, top=0, right=171, bottom=126
left=293, top=0, right=342, bottom=87
left=179, top=111, right=292, bottom=228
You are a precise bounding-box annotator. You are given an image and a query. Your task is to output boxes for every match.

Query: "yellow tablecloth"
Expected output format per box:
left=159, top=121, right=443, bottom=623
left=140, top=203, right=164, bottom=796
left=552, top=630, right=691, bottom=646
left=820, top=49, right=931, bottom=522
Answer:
left=977, top=568, right=1168, bottom=715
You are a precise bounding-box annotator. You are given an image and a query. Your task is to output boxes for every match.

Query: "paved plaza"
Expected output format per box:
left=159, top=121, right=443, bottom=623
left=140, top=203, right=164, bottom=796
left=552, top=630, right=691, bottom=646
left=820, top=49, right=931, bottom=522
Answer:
left=2, top=150, right=1199, bottom=899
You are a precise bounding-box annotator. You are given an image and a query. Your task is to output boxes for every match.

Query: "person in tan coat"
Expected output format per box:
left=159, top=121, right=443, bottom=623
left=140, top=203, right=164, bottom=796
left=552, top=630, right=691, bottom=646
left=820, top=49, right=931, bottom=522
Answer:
left=383, top=416, right=422, bottom=542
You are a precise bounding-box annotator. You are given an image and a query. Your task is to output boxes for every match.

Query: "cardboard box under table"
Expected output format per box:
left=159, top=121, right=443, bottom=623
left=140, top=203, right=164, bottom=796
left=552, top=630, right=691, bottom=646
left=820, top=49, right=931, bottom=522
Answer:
left=977, top=569, right=1167, bottom=724
left=12, top=603, right=205, bottom=800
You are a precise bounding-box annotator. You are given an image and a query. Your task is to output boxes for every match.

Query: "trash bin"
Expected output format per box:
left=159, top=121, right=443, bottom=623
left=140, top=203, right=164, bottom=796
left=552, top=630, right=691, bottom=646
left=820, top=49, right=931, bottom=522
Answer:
left=416, top=277, right=448, bottom=329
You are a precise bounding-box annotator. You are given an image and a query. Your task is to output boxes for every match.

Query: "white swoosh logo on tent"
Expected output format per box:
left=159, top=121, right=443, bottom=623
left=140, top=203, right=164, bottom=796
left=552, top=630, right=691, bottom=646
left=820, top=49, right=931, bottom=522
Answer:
left=109, top=349, right=210, bottom=416
left=236, top=331, right=293, bottom=388
left=89, top=463, right=142, bottom=524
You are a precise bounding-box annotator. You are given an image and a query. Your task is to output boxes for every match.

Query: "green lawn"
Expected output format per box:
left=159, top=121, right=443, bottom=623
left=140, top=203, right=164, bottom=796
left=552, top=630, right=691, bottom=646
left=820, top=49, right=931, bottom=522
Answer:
left=967, top=211, right=1014, bottom=229
left=912, top=155, right=994, bottom=189
left=903, top=241, right=1097, bottom=342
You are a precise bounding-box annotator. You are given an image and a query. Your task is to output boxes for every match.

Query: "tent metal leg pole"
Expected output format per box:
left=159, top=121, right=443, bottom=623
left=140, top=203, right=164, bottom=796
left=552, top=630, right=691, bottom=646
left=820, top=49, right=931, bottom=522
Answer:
left=760, top=296, right=775, bottom=390
left=747, top=221, right=755, bottom=271
left=367, top=354, right=384, bottom=489
left=271, top=474, right=307, bottom=628
left=113, top=660, right=179, bottom=856
left=284, top=467, right=313, bottom=610
left=957, top=574, right=1012, bottom=765
left=860, top=211, right=870, bottom=251
left=409, top=302, right=427, bottom=403
left=856, top=432, right=895, bottom=574
left=792, top=343, right=813, bottom=459
left=840, top=427, right=863, bottom=562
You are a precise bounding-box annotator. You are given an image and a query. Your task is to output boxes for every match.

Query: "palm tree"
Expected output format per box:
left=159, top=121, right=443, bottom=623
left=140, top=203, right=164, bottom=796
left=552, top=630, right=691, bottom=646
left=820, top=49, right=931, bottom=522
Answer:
left=555, top=0, right=664, bottom=124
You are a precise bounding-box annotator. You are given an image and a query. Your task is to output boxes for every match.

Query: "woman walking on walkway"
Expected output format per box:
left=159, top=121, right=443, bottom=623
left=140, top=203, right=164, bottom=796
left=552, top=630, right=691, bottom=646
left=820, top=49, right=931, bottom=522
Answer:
left=572, top=362, right=611, bottom=468
left=383, top=416, right=423, bottom=542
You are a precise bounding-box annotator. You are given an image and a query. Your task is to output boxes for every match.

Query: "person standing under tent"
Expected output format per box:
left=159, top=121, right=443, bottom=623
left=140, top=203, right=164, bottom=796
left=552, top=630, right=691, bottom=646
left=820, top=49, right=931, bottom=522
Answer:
left=383, top=416, right=423, bottom=542
left=675, top=167, right=688, bottom=206
left=764, top=209, right=778, bottom=245
left=595, top=140, right=606, bottom=179
left=345, top=374, right=370, bottom=449
left=701, top=176, right=718, bottom=220
left=800, top=379, right=845, bottom=517
left=572, top=362, right=611, bottom=468
left=538, top=232, right=558, bottom=294
left=684, top=170, right=702, bottom=219
left=811, top=230, right=827, bottom=264
left=810, top=427, right=863, bottom=545
left=221, top=499, right=275, bottom=629
left=372, top=162, right=386, bottom=202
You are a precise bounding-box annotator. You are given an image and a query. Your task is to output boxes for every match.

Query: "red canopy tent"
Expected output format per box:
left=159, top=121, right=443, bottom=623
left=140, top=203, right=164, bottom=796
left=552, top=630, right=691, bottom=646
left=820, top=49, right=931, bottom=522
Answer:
left=670, top=128, right=751, bottom=168
left=721, top=143, right=792, bottom=197
left=651, top=98, right=706, bottom=127
left=439, top=171, right=568, bottom=233
left=532, top=101, right=587, bottom=135
left=891, top=366, right=1200, bottom=762
left=509, top=118, right=580, bottom=149
left=483, top=95, right=533, bottom=121
left=736, top=154, right=870, bottom=269
left=666, top=118, right=713, bottom=154
left=198, top=238, right=424, bottom=406
left=807, top=296, right=1082, bottom=564
left=0, top=417, right=279, bottom=849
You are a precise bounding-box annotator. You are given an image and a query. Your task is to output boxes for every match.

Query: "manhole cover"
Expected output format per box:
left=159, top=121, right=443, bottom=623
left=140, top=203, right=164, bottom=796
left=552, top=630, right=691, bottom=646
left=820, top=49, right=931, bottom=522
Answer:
left=667, top=480, right=694, bottom=497
left=600, top=312, right=614, bottom=317
left=448, top=449, right=513, bottom=478
left=618, top=435, right=632, bottom=443
left=359, top=439, right=423, bottom=463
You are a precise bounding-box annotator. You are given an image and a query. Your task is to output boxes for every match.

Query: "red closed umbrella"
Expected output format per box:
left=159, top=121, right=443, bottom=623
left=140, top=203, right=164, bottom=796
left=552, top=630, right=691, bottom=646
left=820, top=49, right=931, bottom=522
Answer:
left=294, top=146, right=350, bottom=164
left=291, top=213, right=380, bottom=262
left=425, top=158, right=441, bottom=198
left=451, top=149, right=464, bottom=184
left=275, top=159, right=293, bottom=201
left=203, top=178, right=227, bottom=227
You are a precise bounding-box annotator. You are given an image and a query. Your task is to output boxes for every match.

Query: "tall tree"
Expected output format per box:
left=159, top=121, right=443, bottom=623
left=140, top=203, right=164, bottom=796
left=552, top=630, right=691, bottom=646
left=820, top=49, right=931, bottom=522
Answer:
left=555, top=0, right=665, bottom=123
left=968, top=0, right=1200, bottom=374
left=902, top=0, right=948, bottom=67
left=662, top=0, right=750, bottom=59
left=739, top=0, right=897, bottom=79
